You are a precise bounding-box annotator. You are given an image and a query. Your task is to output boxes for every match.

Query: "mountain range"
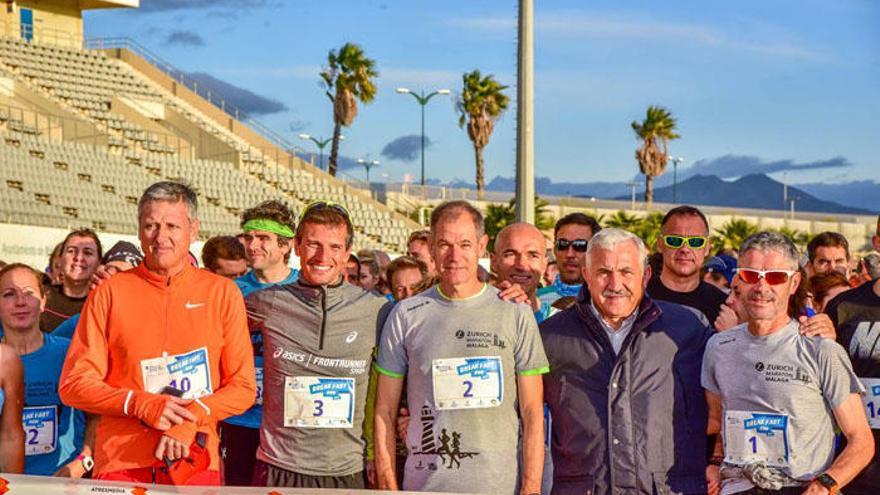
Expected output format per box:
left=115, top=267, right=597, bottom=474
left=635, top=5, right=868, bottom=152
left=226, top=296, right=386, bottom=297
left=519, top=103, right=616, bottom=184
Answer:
left=442, top=174, right=877, bottom=215
left=613, top=174, right=875, bottom=215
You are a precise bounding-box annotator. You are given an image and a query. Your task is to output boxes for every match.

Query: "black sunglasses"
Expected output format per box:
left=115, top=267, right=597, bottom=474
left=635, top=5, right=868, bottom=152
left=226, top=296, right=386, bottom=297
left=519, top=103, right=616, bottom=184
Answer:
left=555, top=238, right=589, bottom=253
left=299, top=200, right=351, bottom=222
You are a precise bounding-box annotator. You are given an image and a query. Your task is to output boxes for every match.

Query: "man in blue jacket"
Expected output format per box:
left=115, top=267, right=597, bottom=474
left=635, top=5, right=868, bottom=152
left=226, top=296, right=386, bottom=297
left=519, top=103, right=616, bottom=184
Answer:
left=541, top=228, right=714, bottom=495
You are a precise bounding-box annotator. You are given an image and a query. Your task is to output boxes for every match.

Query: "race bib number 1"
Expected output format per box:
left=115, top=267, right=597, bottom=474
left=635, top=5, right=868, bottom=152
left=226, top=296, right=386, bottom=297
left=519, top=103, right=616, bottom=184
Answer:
left=284, top=376, right=355, bottom=428
left=22, top=406, right=58, bottom=456
left=432, top=356, right=503, bottom=410
left=861, top=378, right=880, bottom=429
left=723, top=410, right=791, bottom=467
left=141, top=347, right=212, bottom=400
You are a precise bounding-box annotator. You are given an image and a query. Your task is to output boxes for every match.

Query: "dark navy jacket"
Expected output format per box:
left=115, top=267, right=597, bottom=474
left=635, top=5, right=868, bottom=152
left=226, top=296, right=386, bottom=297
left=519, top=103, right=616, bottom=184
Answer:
left=541, top=288, right=713, bottom=495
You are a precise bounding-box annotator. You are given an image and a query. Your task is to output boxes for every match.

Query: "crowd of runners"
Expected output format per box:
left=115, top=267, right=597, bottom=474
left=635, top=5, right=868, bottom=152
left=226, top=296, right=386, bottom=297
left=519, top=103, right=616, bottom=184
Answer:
left=0, top=180, right=877, bottom=495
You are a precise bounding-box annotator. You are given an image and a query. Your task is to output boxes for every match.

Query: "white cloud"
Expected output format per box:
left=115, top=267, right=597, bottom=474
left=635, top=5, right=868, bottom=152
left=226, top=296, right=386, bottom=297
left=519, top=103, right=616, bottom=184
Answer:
left=449, top=11, right=824, bottom=62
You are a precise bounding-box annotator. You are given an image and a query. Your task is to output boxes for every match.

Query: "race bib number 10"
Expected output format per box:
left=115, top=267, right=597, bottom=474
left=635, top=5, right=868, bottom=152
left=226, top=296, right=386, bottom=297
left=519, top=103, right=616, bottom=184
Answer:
left=284, top=376, right=355, bottom=428
left=861, top=378, right=880, bottom=429
left=723, top=410, right=791, bottom=467
left=432, top=356, right=503, bottom=410
left=22, top=405, right=58, bottom=456
left=140, top=347, right=212, bottom=400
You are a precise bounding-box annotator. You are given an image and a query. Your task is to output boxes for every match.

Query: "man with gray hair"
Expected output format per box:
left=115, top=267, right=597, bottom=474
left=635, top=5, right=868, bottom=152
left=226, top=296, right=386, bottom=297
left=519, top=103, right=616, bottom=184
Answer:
left=60, top=181, right=257, bottom=485
left=375, top=200, right=549, bottom=494
left=703, top=231, right=873, bottom=495
left=541, top=228, right=715, bottom=495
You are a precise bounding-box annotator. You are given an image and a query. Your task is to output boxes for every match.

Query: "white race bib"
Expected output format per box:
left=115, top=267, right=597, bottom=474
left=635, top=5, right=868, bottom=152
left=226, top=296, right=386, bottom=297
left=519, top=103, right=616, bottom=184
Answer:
left=432, top=356, right=503, bottom=410
left=861, top=378, right=880, bottom=429
left=284, top=376, right=355, bottom=428
left=723, top=410, right=791, bottom=467
left=22, top=406, right=58, bottom=456
left=255, top=366, right=264, bottom=406
left=140, top=347, right=212, bottom=399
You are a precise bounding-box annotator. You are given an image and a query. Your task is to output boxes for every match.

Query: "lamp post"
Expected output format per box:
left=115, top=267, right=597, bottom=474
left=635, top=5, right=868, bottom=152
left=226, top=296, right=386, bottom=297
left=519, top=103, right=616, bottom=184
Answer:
left=395, top=87, right=451, bottom=188
left=298, top=133, right=343, bottom=171
left=357, top=158, right=380, bottom=184
left=668, top=156, right=684, bottom=204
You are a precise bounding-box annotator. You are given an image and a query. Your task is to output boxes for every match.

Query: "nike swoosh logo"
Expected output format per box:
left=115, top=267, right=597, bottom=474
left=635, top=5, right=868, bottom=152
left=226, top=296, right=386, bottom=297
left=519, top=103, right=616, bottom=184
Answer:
left=185, top=302, right=206, bottom=309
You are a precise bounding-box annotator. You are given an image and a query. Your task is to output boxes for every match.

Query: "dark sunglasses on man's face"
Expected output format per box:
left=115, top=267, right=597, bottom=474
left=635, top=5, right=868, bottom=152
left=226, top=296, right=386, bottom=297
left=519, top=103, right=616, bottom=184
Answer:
left=662, top=235, right=707, bottom=249
left=555, top=238, right=589, bottom=253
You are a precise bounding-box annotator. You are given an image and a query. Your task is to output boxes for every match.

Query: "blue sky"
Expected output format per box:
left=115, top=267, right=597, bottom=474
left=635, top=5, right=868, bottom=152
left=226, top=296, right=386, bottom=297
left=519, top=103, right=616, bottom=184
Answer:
left=84, top=0, right=880, bottom=186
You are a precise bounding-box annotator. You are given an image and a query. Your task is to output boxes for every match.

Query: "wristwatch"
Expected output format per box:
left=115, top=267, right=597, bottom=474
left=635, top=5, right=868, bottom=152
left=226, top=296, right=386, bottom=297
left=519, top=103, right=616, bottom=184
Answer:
left=814, top=473, right=838, bottom=495
left=77, top=454, right=94, bottom=473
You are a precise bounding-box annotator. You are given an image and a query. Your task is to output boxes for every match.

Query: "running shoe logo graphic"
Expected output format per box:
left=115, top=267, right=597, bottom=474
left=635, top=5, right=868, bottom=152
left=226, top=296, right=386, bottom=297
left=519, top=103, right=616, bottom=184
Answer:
left=346, top=331, right=358, bottom=343
left=185, top=302, right=206, bottom=309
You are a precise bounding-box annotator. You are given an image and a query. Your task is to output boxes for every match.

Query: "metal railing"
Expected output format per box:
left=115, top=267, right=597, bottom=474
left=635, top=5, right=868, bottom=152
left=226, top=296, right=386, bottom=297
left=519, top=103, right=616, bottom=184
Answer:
left=83, top=37, right=370, bottom=186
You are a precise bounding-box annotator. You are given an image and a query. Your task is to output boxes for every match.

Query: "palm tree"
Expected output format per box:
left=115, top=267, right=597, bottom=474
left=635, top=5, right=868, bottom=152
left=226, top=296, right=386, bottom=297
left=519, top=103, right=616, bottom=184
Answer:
left=457, top=70, right=509, bottom=198
left=320, top=42, right=378, bottom=176
left=711, top=219, right=759, bottom=251
left=604, top=210, right=642, bottom=232
left=484, top=196, right=555, bottom=251
left=631, top=106, right=680, bottom=208
left=634, top=212, right=665, bottom=251
left=774, top=226, right=812, bottom=249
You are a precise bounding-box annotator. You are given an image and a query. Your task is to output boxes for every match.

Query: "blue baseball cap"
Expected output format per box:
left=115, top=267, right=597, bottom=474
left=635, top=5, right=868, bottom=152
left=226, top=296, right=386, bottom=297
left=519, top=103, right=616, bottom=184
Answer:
left=704, top=255, right=737, bottom=284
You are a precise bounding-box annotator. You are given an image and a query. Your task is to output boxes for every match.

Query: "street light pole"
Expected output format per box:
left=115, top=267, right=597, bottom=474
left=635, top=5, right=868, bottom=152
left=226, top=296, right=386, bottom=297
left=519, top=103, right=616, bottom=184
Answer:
left=668, top=156, right=684, bottom=203
left=298, top=133, right=343, bottom=171
left=357, top=158, right=380, bottom=185
left=396, top=88, right=451, bottom=188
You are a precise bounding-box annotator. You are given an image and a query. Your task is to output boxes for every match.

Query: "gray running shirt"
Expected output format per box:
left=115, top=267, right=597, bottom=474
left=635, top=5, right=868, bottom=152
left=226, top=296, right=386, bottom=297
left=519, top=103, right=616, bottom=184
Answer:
left=247, top=281, right=389, bottom=477
left=701, top=320, right=863, bottom=495
left=377, top=284, right=550, bottom=494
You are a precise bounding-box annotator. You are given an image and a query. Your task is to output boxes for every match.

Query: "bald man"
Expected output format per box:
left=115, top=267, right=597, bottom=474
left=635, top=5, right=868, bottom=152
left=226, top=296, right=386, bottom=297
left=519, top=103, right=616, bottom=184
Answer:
left=492, top=223, right=555, bottom=323
left=492, top=223, right=555, bottom=495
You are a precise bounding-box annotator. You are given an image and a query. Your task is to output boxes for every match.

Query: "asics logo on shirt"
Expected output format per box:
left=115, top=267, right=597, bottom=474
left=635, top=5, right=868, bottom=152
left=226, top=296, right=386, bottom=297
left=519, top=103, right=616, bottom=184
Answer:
left=346, top=331, right=358, bottom=344
left=185, top=302, right=206, bottom=309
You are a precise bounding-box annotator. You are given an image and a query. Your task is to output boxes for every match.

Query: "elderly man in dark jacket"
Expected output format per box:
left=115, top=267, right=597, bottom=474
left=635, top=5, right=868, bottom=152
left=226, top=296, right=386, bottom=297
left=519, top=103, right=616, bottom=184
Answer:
left=541, top=228, right=714, bottom=495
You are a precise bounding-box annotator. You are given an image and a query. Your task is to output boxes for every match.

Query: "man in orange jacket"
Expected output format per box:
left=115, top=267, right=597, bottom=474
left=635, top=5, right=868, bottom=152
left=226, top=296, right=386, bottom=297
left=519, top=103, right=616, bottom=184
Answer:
left=59, top=181, right=256, bottom=485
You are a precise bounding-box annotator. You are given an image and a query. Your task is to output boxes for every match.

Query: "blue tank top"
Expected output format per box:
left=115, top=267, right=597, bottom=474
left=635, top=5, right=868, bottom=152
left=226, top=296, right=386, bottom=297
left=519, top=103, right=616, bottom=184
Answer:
left=226, top=269, right=300, bottom=429
left=0, top=387, right=5, bottom=414
left=21, top=334, right=85, bottom=475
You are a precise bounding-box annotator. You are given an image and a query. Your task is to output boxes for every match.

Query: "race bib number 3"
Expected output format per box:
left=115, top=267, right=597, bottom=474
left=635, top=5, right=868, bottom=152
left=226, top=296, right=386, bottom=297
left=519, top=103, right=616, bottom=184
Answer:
left=723, top=410, right=791, bottom=467
left=141, top=347, right=212, bottom=400
left=861, top=378, right=880, bottom=429
left=432, top=356, right=503, bottom=410
left=22, top=405, right=58, bottom=456
left=284, top=376, right=355, bottom=428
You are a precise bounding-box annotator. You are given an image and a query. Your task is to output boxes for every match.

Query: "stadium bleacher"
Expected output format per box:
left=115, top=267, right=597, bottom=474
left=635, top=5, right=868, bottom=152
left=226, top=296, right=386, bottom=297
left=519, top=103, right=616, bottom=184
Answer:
left=0, top=35, right=417, bottom=252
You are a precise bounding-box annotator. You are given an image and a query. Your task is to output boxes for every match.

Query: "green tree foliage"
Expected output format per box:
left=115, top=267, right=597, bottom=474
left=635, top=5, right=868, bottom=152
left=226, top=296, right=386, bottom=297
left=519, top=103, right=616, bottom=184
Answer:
left=320, top=42, right=378, bottom=176
left=456, top=70, right=509, bottom=198
left=484, top=197, right=555, bottom=251
left=631, top=106, right=680, bottom=208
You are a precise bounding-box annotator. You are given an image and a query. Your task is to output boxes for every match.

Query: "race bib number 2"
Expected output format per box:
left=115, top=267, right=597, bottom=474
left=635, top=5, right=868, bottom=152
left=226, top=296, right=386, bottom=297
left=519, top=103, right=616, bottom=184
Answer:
left=862, top=378, right=880, bottom=429
left=22, top=406, right=58, bottom=456
left=284, top=376, right=355, bottom=428
left=723, top=410, right=791, bottom=467
left=433, top=356, right=503, bottom=410
left=140, top=347, right=212, bottom=400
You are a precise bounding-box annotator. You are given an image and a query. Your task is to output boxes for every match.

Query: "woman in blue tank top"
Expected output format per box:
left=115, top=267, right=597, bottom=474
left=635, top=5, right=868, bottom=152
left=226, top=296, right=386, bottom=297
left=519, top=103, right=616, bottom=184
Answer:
left=0, top=341, right=24, bottom=472
left=0, top=263, right=86, bottom=476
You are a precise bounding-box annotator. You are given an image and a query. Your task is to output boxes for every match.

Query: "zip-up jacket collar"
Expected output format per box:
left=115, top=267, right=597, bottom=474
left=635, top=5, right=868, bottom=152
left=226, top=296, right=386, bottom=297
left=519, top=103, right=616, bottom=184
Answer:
left=134, top=262, right=197, bottom=289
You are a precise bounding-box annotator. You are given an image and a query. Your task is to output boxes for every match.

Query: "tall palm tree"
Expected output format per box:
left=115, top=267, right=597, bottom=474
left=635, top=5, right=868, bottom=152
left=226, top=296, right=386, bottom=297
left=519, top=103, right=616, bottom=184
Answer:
left=631, top=106, right=680, bottom=208
left=320, top=42, right=378, bottom=176
left=457, top=70, right=509, bottom=198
